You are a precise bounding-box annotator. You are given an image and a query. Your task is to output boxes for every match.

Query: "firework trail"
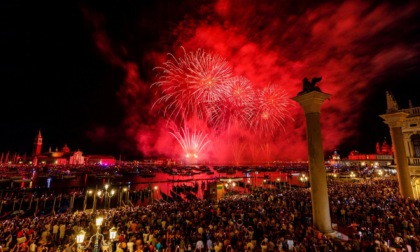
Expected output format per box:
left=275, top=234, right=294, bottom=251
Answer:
left=169, top=125, right=211, bottom=159
left=229, top=138, right=248, bottom=165
left=260, top=142, right=273, bottom=163
left=249, top=85, right=293, bottom=137
left=152, top=47, right=233, bottom=125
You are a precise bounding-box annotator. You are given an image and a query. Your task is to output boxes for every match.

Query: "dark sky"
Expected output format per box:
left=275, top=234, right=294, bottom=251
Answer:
left=0, top=0, right=419, bottom=161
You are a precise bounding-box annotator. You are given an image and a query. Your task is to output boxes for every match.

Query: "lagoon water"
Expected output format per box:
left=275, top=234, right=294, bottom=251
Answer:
left=5, top=166, right=304, bottom=198
left=0, top=166, right=307, bottom=217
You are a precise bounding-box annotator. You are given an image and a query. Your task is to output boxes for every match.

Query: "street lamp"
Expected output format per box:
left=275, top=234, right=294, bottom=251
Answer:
left=254, top=171, right=258, bottom=189
left=87, top=190, right=98, bottom=212
left=96, top=216, right=104, bottom=226
left=109, top=227, right=117, bottom=252
left=153, top=185, right=158, bottom=202
left=86, top=184, right=116, bottom=211
left=76, top=216, right=110, bottom=252
left=76, top=230, right=86, bottom=244
left=119, top=188, right=128, bottom=207
left=98, top=184, right=116, bottom=209
left=109, top=226, right=117, bottom=240
left=299, top=174, right=309, bottom=187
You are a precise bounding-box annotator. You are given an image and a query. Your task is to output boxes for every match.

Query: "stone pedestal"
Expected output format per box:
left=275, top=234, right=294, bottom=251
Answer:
left=292, top=91, right=333, bottom=234
left=380, top=112, right=414, bottom=198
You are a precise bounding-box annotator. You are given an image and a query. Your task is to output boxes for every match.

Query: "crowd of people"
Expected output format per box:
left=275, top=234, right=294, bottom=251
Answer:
left=0, top=178, right=419, bottom=252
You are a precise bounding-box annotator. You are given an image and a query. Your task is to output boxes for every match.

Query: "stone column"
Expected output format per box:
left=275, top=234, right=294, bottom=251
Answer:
left=380, top=112, right=414, bottom=198
left=292, top=91, right=333, bottom=234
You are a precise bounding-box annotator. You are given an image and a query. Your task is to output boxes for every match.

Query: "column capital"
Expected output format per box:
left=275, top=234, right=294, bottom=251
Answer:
left=292, top=91, right=331, bottom=114
left=379, top=112, right=409, bottom=128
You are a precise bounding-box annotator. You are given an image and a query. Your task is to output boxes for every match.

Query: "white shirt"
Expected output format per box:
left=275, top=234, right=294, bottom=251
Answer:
left=196, top=240, right=204, bottom=249
left=127, top=241, right=135, bottom=252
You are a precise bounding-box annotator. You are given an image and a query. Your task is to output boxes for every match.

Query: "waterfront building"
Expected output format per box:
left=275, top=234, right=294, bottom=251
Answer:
left=33, top=144, right=85, bottom=165
left=327, top=140, right=394, bottom=169
left=343, top=140, right=394, bottom=168
left=32, top=129, right=42, bottom=156
left=84, top=155, right=116, bottom=165
left=30, top=130, right=119, bottom=166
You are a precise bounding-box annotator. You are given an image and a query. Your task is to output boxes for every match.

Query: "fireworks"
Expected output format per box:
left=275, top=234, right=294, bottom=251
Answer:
left=223, top=76, right=255, bottom=127
left=152, top=47, right=233, bottom=123
left=249, top=85, right=293, bottom=136
left=202, top=76, right=255, bottom=131
left=153, top=48, right=294, bottom=161
left=169, top=126, right=210, bottom=159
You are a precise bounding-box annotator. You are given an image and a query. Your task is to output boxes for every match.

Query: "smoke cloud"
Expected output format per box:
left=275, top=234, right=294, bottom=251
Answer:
left=82, top=0, right=420, bottom=163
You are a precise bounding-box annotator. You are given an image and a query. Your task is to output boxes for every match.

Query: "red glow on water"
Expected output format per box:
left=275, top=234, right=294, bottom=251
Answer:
left=84, top=0, right=420, bottom=163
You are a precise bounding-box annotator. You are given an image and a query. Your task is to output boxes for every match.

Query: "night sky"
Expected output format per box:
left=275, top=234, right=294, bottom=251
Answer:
left=1, top=0, right=419, bottom=162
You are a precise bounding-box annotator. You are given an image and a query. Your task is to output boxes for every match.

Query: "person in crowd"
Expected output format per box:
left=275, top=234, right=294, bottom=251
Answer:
left=1, top=175, right=419, bottom=252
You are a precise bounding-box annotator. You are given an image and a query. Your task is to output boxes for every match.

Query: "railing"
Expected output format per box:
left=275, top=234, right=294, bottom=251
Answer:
left=408, top=157, right=420, bottom=166
left=401, top=107, right=420, bottom=116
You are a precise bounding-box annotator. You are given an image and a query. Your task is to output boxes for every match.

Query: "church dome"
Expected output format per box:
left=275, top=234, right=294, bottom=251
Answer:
left=62, top=144, right=70, bottom=153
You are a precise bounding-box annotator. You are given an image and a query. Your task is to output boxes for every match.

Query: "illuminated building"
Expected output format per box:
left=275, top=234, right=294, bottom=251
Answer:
left=84, top=155, right=116, bottom=166
left=329, top=150, right=341, bottom=168
left=384, top=92, right=420, bottom=198
left=344, top=140, right=393, bottom=168
left=2, top=131, right=116, bottom=166
left=30, top=130, right=85, bottom=165
left=34, top=144, right=85, bottom=166
left=32, top=129, right=42, bottom=156
left=328, top=141, right=393, bottom=168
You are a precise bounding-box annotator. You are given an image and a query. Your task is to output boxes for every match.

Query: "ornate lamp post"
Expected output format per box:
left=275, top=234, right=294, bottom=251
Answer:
left=99, top=184, right=116, bottom=209
left=153, top=185, right=158, bottom=203
left=109, top=227, right=117, bottom=252
left=94, top=216, right=104, bottom=252
left=254, top=171, right=258, bottom=189
left=76, top=216, right=110, bottom=252
left=299, top=174, right=309, bottom=187
left=86, top=184, right=116, bottom=211
left=76, top=230, right=86, bottom=251
left=350, top=171, right=356, bottom=181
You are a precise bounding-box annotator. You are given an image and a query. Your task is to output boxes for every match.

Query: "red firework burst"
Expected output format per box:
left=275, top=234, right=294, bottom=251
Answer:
left=208, top=76, right=255, bottom=130
left=152, top=47, right=233, bottom=124
left=169, top=125, right=211, bottom=160
left=249, top=85, right=293, bottom=137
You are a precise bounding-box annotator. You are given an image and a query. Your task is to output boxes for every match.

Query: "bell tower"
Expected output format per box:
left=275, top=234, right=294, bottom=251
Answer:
left=33, top=129, right=43, bottom=156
